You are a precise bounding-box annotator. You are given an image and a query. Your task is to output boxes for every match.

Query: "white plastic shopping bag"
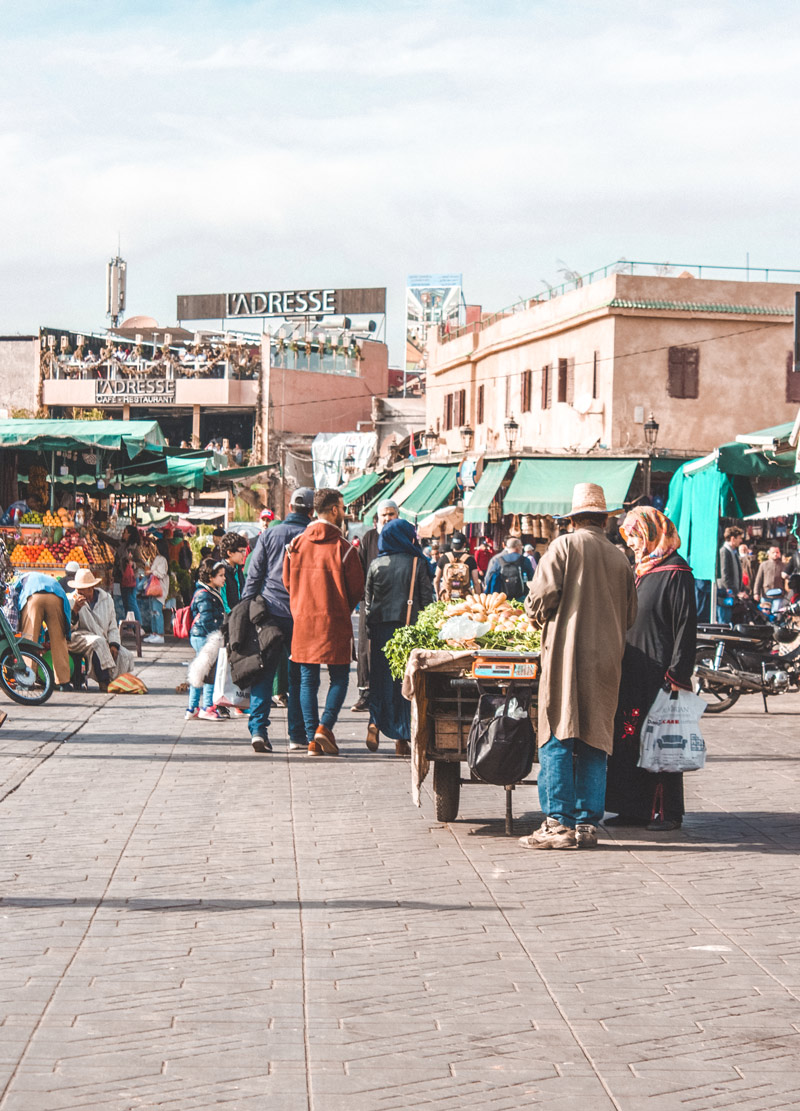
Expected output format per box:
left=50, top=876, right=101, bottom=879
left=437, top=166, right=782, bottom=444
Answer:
left=638, top=687, right=707, bottom=773
left=212, top=646, right=250, bottom=708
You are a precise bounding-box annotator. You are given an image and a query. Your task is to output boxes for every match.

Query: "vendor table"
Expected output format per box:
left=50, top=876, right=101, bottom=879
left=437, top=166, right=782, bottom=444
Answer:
left=403, top=649, right=540, bottom=834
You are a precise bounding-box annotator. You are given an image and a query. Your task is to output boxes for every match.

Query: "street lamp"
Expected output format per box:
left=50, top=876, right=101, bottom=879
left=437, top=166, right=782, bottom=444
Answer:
left=504, top=414, right=519, bottom=452
left=459, top=423, right=474, bottom=452
left=422, top=427, right=439, bottom=452
left=643, top=412, right=659, bottom=497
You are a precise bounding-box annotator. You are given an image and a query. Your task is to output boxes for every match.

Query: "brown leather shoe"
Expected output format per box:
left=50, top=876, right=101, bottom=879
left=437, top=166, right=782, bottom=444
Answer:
left=395, top=739, right=411, bottom=757
left=366, top=724, right=379, bottom=751
left=313, top=724, right=339, bottom=756
left=307, top=740, right=323, bottom=755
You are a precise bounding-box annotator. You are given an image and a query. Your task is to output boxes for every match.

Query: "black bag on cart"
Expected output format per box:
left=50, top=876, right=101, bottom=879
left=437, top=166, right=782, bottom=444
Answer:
left=467, top=682, right=535, bottom=786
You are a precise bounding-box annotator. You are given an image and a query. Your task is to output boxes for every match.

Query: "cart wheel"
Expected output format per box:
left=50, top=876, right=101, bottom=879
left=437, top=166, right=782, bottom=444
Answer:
left=433, top=760, right=461, bottom=822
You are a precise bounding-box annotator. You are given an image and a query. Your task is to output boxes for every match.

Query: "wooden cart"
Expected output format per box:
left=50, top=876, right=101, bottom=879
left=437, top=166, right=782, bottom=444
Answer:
left=408, top=651, right=540, bottom=835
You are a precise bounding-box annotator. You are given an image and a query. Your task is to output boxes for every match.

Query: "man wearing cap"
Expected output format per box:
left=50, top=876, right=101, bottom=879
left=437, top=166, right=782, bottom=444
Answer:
left=67, top=568, right=136, bottom=691
left=241, top=487, right=314, bottom=753
left=521, top=483, right=637, bottom=850
left=351, top=498, right=399, bottom=712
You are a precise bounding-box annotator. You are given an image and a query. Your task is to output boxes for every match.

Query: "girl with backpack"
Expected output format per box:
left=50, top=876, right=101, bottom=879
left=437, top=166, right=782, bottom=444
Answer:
left=186, top=559, right=227, bottom=721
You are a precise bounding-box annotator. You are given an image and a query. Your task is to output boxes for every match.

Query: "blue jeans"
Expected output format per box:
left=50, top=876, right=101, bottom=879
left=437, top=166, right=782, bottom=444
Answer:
left=248, top=616, right=305, bottom=741
left=537, top=735, right=608, bottom=828
left=149, top=598, right=164, bottom=635
left=121, top=586, right=142, bottom=624
left=188, top=631, right=214, bottom=711
left=299, top=663, right=350, bottom=739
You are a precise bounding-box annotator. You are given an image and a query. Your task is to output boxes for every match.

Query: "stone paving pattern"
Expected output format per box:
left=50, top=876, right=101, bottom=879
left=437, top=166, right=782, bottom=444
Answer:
left=1, top=642, right=800, bottom=1109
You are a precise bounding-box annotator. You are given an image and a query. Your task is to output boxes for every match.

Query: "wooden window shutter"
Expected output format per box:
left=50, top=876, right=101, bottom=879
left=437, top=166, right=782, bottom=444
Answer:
left=457, top=389, right=466, bottom=426
left=786, top=350, right=800, bottom=403
left=592, top=351, right=599, bottom=399
left=557, top=358, right=568, bottom=403
left=668, top=346, right=700, bottom=398
left=444, top=393, right=453, bottom=430
left=542, top=364, right=552, bottom=409
left=566, top=358, right=575, bottom=405
left=477, top=384, right=485, bottom=424
left=521, top=370, right=532, bottom=413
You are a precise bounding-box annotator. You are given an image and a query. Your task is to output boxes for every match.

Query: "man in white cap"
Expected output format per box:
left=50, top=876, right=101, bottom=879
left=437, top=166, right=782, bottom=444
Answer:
left=67, top=567, right=136, bottom=691
left=351, top=498, right=399, bottom=712
left=521, top=483, right=637, bottom=850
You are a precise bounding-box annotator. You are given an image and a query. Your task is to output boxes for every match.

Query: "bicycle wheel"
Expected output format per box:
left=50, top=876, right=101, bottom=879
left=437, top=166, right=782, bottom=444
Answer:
left=0, top=646, right=55, bottom=705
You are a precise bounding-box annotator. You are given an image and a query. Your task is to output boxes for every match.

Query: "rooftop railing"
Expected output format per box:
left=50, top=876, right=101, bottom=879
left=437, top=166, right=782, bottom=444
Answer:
left=441, top=259, right=800, bottom=343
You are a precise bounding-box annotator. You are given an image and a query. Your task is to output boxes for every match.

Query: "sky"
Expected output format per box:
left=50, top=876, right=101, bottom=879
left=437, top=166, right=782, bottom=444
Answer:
left=2, top=0, right=800, bottom=363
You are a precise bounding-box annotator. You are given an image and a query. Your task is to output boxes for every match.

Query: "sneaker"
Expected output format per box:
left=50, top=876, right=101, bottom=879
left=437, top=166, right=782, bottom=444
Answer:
left=575, top=823, right=598, bottom=848
left=251, top=733, right=272, bottom=753
left=144, top=634, right=164, bottom=644
left=216, top=706, right=231, bottom=718
left=228, top=706, right=246, bottom=718
left=313, top=724, right=339, bottom=756
left=184, top=707, right=199, bottom=720
left=272, top=694, right=288, bottom=708
left=351, top=695, right=370, bottom=713
left=518, top=818, right=577, bottom=850
left=198, top=707, right=222, bottom=721
left=289, top=740, right=307, bottom=751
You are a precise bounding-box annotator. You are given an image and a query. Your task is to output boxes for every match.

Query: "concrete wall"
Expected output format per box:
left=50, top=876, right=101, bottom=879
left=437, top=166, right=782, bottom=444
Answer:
left=0, top=338, right=39, bottom=415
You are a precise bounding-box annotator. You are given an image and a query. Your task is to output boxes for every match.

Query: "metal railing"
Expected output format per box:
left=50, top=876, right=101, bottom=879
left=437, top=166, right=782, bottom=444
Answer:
left=442, top=258, right=800, bottom=343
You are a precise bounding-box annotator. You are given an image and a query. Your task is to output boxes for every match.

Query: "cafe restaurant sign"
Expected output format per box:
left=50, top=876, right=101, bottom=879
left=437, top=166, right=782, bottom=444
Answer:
left=95, top=378, right=176, bottom=405
left=177, top=287, right=386, bottom=321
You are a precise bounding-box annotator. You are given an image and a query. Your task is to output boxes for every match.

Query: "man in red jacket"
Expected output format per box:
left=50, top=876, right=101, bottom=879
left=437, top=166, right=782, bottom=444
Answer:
left=283, top=488, right=365, bottom=756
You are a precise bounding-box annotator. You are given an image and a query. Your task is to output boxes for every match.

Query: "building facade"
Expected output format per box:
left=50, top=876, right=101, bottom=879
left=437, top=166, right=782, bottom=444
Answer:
left=425, top=271, right=800, bottom=459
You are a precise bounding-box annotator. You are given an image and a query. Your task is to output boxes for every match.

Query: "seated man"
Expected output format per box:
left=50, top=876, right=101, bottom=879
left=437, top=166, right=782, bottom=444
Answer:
left=67, top=568, right=135, bottom=691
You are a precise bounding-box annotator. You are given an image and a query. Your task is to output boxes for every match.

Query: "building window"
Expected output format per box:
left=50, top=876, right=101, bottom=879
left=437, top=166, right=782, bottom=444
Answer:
left=667, top=346, right=699, bottom=398
left=592, top=351, right=599, bottom=399
left=557, top=358, right=568, bottom=403
left=444, top=393, right=454, bottom=430
left=521, top=370, right=532, bottom=413
left=477, top=384, right=485, bottom=425
left=541, top=364, right=552, bottom=410
left=786, top=351, right=800, bottom=403
left=454, top=389, right=466, bottom=427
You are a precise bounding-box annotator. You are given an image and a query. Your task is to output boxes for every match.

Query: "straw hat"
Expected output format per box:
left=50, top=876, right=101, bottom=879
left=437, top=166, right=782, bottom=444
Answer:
left=68, top=568, right=102, bottom=589
left=562, top=483, right=609, bottom=518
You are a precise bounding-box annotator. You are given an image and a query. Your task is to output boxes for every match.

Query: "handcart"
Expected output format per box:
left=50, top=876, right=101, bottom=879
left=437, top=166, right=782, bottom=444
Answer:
left=405, top=648, right=540, bottom=835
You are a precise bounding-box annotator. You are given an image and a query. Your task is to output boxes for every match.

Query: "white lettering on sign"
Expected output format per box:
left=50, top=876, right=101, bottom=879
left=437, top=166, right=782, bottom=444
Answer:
left=95, top=378, right=176, bottom=405
left=226, top=289, right=337, bottom=318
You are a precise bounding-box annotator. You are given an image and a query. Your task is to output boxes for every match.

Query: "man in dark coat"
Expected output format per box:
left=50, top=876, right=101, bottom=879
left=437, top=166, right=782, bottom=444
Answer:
left=352, top=498, right=399, bottom=712
left=240, top=487, right=313, bottom=753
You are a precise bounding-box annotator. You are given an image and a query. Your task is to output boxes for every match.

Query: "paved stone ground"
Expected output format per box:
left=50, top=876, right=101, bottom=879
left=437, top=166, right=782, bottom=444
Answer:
left=1, top=641, right=800, bottom=1110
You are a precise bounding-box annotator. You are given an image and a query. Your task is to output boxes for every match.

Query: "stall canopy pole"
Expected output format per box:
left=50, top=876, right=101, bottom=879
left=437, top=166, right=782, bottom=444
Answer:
left=794, top=291, right=800, bottom=374
left=49, top=450, right=55, bottom=512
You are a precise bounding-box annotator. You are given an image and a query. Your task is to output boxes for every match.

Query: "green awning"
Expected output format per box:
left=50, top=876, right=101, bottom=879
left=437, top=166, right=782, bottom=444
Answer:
left=0, top=418, right=165, bottom=457
left=119, top=456, right=212, bottom=491
left=359, top=473, right=405, bottom=524
left=503, top=458, right=639, bottom=516
left=463, top=461, right=510, bottom=524
left=209, top=463, right=274, bottom=485
left=715, top=440, right=796, bottom=478
left=399, top=465, right=459, bottom=524
left=340, top=471, right=382, bottom=505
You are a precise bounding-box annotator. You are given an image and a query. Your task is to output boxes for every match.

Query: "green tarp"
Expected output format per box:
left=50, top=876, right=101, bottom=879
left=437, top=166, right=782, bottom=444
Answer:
left=463, top=461, right=510, bottom=524
left=340, top=472, right=382, bottom=505
left=0, top=418, right=165, bottom=457
left=715, top=440, right=796, bottom=478
left=399, top=466, right=459, bottom=524
left=503, top=458, right=639, bottom=516
left=665, top=461, right=759, bottom=581
left=360, top=473, right=405, bottom=524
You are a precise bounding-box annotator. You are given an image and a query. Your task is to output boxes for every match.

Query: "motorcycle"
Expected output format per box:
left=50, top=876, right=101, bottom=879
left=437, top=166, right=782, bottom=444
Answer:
left=693, top=592, right=800, bottom=714
left=0, top=605, right=55, bottom=705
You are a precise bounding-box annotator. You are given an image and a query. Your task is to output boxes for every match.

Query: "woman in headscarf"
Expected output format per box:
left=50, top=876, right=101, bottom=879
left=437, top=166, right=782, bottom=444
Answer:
left=605, top=507, right=696, bottom=831
left=363, top=518, right=434, bottom=755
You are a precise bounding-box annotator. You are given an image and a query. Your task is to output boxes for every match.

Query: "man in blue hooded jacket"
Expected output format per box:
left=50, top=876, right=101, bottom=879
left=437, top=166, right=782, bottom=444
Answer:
left=485, top=537, right=536, bottom=601
left=241, top=487, right=313, bottom=752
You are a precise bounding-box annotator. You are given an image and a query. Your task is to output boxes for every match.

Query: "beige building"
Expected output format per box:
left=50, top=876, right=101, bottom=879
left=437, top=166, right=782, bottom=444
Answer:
left=425, top=271, right=800, bottom=459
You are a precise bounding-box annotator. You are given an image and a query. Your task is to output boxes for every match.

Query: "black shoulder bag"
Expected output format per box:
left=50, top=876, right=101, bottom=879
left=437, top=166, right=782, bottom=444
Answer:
left=467, top=681, right=535, bottom=786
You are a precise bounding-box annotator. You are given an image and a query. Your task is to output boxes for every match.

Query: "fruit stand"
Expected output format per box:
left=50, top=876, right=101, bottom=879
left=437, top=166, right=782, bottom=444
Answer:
left=4, top=509, right=116, bottom=585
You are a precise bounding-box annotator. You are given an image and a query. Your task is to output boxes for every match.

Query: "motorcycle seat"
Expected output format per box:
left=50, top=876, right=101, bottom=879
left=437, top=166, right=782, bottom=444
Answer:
left=732, top=624, right=773, bottom=639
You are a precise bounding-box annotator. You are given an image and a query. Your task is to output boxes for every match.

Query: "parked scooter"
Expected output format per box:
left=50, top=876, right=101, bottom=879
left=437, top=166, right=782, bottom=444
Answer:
left=694, top=591, right=800, bottom=713
left=0, top=605, right=54, bottom=705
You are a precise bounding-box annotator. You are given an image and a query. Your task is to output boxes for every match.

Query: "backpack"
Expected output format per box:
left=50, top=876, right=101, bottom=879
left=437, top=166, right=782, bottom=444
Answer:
left=173, top=605, right=193, bottom=639
left=498, top=555, right=527, bottom=601
left=467, top=683, right=535, bottom=786
left=440, top=552, right=471, bottom=600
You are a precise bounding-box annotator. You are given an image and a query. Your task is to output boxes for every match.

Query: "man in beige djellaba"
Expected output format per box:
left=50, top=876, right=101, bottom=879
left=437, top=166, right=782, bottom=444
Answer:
left=521, top=484, right=637, bottom=851
left=67, top=567, right=136, bottom=691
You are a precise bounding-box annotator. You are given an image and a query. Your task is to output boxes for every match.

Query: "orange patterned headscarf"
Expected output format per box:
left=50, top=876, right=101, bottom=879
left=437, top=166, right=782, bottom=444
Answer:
left=620, top=506, right=681, bottom=577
